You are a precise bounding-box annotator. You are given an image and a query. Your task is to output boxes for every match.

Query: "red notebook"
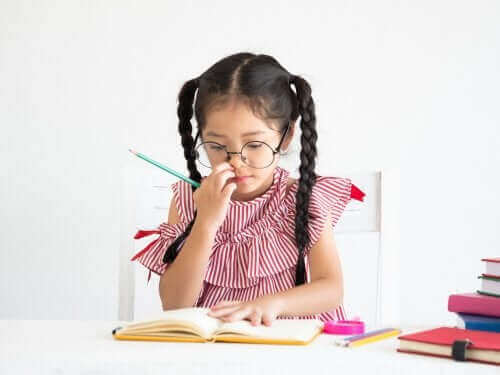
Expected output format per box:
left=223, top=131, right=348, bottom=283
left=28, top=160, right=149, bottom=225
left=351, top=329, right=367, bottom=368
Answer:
left=397, top=327, right=500, bottom=365
left=448, top=293, right=500, bottom=318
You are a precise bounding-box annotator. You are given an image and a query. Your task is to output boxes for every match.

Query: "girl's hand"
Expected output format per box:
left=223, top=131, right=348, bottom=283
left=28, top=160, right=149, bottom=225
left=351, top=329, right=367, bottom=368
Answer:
left=207, top=295, right=284, bottom=326
left=193, top=162, right=237, bottom=232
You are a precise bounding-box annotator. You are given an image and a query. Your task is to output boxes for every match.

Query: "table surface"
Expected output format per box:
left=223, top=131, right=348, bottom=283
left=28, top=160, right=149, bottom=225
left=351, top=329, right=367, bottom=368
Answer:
left=0, top=320, right=497, bottom=375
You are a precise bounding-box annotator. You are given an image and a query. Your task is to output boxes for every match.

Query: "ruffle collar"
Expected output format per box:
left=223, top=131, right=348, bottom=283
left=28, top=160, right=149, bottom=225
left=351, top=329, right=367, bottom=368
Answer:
left=216, top=166, right=290, bottom=238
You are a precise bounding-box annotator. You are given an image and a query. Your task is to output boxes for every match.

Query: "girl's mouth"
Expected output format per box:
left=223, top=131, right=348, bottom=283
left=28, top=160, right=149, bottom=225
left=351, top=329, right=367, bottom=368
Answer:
left=230, top=176, right=251, bottom=183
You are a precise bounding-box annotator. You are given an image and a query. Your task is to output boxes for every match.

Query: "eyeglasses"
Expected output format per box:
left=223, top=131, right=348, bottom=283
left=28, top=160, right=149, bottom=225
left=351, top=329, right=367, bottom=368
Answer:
left=192, top=124, right=290, bottom=169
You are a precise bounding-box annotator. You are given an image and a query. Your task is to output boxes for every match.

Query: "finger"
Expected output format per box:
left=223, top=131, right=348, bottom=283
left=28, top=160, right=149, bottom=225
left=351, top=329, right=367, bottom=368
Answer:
left=208, top=300, right=242, bottom=317
left=250, top=311, right=263, bottom=326
left=214, top=170, right=236, bottom=192
left=208, top=305, right=241, bottom=317
left=224, top=306, right=253, bottom=323
left=262, top=315, right=273, bottom=327
left=211, top=300, right=241, bottom=309
left=210, top=301, right=242, bottom=313
left=222, top=181, right=237, bottom=199
left=211, top=304, right=239, bottom=311
left=211, top=162, right=235, bottom=175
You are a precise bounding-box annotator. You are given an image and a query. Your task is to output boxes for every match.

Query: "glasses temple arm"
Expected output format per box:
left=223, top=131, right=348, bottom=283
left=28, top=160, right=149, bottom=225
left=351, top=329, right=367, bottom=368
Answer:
left=274, top=123, right=290, bottom=153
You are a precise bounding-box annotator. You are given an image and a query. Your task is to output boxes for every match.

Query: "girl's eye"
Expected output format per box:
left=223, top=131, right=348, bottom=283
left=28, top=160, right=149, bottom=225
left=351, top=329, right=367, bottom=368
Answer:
left=247, top=144, right=262, bottom=149
left=208, top=145, right=224, bottom=151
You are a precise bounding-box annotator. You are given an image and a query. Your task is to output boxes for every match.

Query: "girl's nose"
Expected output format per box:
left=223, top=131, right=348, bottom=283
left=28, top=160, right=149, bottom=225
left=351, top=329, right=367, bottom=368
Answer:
left=227, top=153, right=245, bottom=169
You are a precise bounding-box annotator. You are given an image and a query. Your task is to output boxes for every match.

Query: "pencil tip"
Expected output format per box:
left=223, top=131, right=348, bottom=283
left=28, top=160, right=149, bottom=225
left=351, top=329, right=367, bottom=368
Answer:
left=129, top=149, right=136, bottom=154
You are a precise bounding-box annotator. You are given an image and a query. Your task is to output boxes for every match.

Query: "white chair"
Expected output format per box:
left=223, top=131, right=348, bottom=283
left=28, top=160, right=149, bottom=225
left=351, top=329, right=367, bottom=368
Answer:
left=119, top=163, right=400, bottom=330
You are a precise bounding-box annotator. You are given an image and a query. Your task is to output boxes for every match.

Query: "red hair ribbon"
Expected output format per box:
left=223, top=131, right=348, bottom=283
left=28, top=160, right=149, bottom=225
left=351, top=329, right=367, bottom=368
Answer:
left=350, top=183, right=365, bottom=202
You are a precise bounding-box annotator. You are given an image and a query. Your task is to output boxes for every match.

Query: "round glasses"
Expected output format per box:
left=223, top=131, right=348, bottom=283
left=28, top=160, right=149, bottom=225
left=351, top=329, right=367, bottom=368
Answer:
left=192, top=124, right=290, bottom=169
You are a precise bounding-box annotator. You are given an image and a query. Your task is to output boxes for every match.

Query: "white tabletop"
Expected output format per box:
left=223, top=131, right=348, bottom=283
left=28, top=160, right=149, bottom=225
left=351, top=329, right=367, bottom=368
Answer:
left=0, top=320, right=497, bottom=374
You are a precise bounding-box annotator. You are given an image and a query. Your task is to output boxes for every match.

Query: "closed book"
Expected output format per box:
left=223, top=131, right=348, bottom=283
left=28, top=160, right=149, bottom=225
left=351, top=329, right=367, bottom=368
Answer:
left=478, top=275, right=500, bottom=298
left=482, top=257, right=500, bottom=278
left=457, top=313, right=500, bottom=333
left=112, top=307, right=324, bottom=345
left=397, top=327, right=500, bottom=365
left=448, top=293, right=500, bottom=318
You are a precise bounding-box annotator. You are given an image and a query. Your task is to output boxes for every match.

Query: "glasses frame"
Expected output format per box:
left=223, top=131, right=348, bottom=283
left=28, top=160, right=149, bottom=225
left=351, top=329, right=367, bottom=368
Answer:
left=192, top=123, right=290, bottom=169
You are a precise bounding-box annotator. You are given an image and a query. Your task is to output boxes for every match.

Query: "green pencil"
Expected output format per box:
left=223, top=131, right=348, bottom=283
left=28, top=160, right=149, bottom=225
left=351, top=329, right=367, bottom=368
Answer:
left=128, top=149, right=201, bottom=188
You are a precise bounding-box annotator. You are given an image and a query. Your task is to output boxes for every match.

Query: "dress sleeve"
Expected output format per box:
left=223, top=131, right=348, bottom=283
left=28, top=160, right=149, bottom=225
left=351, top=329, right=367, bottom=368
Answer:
left=130, top=221, right=189, bottom=284
left=302, top=176, right=365, bottom=256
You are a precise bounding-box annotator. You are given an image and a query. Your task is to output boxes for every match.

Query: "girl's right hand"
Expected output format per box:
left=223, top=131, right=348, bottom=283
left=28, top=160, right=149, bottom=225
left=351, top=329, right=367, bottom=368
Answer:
left=193, top=162, right=237, bottom=232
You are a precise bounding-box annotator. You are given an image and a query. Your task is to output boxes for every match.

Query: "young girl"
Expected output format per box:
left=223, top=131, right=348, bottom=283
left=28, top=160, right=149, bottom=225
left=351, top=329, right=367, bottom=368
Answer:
left=131, top=52, right=365, bottom=327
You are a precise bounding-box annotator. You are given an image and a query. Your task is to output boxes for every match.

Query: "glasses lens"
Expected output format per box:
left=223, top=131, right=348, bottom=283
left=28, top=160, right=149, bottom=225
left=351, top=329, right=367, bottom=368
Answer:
left=242, top=141, right=274, bottom=169
left=196, top=142, right=226, bottom=168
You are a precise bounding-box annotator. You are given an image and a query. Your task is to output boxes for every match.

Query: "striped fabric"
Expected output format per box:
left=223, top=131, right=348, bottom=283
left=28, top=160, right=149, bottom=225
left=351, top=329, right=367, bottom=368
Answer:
left=131, top=166, right=359, bottom=322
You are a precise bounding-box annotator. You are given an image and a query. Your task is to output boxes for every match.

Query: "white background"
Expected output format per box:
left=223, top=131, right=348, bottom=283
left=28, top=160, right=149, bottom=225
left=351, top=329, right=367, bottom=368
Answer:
left=1, top=1, right=499, bottom=327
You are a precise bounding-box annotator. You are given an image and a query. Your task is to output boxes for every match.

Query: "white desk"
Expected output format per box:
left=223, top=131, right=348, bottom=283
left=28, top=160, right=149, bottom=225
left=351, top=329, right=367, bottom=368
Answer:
left=0, top=320, right=496, bottom=374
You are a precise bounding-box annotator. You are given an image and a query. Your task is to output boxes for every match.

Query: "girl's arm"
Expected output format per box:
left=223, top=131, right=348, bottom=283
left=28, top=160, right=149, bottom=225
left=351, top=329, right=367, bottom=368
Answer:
left=158, top=197, right=217, bottom=310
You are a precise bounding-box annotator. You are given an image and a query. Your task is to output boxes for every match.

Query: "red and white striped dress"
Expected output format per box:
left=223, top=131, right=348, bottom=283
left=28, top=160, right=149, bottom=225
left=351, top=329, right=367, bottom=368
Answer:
left=131, top=166, right=365, bottom=322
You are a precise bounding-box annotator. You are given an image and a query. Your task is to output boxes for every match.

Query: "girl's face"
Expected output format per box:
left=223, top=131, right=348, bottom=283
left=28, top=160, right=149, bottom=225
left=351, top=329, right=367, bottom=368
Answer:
left=201, top=99, right=294, bottom=202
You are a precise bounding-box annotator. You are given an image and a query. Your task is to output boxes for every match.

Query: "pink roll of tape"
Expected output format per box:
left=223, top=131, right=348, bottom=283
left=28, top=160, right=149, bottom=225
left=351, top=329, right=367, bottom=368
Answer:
left=323, top=320, right=365, bottom=335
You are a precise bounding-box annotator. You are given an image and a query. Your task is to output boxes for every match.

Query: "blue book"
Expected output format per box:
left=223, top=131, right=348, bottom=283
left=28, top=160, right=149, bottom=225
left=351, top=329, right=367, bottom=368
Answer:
left=457, top=313, right=500, bottom=333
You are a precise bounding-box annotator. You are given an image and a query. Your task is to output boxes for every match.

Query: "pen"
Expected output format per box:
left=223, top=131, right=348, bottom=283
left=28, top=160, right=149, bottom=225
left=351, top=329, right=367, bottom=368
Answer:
left=129, top=149, right=201, bottom=188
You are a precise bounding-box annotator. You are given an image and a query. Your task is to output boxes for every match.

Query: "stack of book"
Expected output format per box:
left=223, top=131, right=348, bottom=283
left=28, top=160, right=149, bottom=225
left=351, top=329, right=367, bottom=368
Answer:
left=448, top=257, right=500, bottom=333
left=396, top=257, right=500, bottom=365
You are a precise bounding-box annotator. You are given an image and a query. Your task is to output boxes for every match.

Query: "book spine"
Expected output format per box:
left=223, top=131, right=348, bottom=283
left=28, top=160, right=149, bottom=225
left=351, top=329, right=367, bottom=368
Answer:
left=463, top=321, right=500, bottom=333
left=457, top=314, right=500, bottom=333
left=448, top=295, right=500, bottom=318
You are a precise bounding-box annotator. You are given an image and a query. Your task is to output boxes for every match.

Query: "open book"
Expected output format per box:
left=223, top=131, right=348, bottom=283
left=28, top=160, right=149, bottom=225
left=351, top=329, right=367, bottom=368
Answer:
left=112, top=307, right=324, bottom=345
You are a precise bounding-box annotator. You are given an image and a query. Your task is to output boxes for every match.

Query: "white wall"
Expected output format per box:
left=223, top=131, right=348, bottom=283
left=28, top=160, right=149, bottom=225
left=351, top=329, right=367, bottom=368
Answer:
left=1, top=1, right=499, bottom=324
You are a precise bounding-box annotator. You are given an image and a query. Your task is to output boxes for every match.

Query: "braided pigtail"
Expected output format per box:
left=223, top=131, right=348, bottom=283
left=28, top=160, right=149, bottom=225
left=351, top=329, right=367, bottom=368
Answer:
left=290, top=74, right=318, bottom=286
left=162, top=77, right=202, bottom=264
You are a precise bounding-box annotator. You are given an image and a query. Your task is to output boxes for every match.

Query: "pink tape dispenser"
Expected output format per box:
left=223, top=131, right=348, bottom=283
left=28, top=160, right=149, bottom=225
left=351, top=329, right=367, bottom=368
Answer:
left=323, top=316, right=365, bottom=335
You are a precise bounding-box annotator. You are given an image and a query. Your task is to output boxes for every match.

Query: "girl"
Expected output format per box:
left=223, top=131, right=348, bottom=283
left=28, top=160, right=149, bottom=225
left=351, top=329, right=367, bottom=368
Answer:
left=131, top=52, right=365, bottom=327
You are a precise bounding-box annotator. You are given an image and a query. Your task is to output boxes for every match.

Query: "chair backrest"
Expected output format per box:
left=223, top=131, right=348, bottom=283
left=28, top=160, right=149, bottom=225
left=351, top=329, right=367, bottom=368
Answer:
left=119, top=164, right=400, bottom=329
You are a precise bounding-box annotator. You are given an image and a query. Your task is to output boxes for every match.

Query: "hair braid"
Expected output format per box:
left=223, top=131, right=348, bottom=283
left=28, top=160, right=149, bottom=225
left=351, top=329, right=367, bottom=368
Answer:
left=290, top=74, right=318, bottom=286
left=162, top=77, right=202, bottom=264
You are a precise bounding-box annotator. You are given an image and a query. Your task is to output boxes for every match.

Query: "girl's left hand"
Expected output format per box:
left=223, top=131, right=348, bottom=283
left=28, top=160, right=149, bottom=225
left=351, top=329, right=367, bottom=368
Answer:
left=207, top=295, right=284, bottom=326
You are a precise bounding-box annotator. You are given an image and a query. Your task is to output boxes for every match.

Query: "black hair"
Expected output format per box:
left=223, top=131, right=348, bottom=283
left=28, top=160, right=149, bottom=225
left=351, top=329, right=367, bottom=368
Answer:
left=162, top=52, right=317, bottom=286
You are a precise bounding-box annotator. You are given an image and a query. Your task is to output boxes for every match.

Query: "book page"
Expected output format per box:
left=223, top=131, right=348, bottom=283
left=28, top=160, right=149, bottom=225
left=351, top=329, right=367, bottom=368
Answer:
left=120, top=307, right=223, bottom=339
left=214, top=318, right=324, bottom=343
